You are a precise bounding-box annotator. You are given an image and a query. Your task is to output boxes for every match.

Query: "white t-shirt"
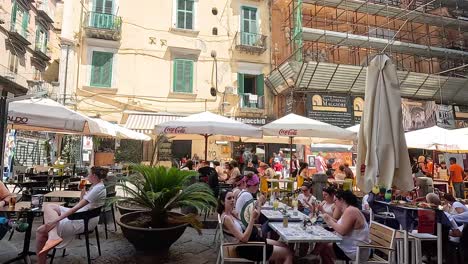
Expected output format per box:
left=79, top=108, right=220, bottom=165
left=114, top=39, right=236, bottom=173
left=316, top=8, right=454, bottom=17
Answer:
left=362, top=194, right=370, bottom=211
left=297, top=193, right=316, bottom=209
left=79, top=182, right=107, bottom=212
left=452, top=202, right=468, bottom=213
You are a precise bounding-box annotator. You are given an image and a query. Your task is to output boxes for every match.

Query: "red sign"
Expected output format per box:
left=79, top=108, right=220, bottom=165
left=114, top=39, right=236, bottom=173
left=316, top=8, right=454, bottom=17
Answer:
left=278, top=129, right=298, bottom=136
left=163, top=126, right=187, bottom=134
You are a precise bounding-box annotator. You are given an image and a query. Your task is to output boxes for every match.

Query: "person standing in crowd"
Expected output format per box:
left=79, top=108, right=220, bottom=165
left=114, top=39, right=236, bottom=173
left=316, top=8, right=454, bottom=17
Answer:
left=437, top=161, right=448, bottom=179
left=449, top=157, right=465, bottom=198
left=198, top=161, right=219, bottom=198
left=214, top=161, right=227, bottom=182
left=343, top=163, right=354, bottom=179
left=269, top=152, right=277, bottom=168
left=290, top=154, right=300, bottom=177
left=426, top=156, right=434, bottom=177
left=297, top=162, right=309, bottom=188
left=244, top=161, right=259, bottom=175
left=273, top=161, right=283, bottom=173
left=334, top=165, right=346, bottom=181
left=416, top=156, right=428, bottom=177
left=251, top=149, right=259, bottom=168
left=315, top=152, right=327, bottom=173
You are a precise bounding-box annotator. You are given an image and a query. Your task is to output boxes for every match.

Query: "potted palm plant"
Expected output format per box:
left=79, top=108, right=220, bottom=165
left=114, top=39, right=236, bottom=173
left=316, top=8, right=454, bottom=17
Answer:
left=115, top=165, right=217, bottom=251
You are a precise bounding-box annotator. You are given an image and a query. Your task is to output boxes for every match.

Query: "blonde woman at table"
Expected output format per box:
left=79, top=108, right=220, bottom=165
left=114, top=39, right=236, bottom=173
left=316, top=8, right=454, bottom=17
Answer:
left=35, top=166, right=107, bottom=264
left=218, top=189, right=293, bottom=263
left=259, top=162, right=275, bottom=194
left=297, top=162, right=309, bottom=188
left=313, top=190, right=370, bottom=264
left=317, top=186, right=342, bottom=220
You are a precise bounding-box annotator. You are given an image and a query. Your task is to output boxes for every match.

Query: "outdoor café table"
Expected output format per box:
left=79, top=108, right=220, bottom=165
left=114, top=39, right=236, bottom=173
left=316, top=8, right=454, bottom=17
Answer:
left=268, top=222, right=342, bottom=244
left=44, top=190, right=81, bottom=200
left=0, top=202, right=63, bottom=264
left=10, top=181, right=49, bottom=193
left=261, top=208, right=307, bottom=222
left=371, top=200, right=451, bottom=264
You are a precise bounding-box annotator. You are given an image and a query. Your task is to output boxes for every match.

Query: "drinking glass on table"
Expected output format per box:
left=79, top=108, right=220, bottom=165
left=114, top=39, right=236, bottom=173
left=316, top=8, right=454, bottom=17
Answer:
left=79, top=179, right=87, bottom=190
left=9, top=195, right=16, bottom=209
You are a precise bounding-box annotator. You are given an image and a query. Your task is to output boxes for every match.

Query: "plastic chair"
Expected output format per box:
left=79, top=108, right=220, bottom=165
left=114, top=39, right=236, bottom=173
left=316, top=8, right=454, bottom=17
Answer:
left=49, top=206, right=102, bottom=264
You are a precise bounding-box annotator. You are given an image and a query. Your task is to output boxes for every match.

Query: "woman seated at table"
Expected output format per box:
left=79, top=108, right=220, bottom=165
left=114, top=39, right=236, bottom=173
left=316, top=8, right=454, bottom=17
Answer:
left=218, top=189, right=293, bottom=263
left=317, top=186, right=341, bottom=220
left=334, top=165, right=346, bottom=181
left=226, top=160, right=241, bottom=185
left=35, top=166, right=108, bottom=264
left=235, top=173, right=265, bottom=217
left=213, top=161, right=227, bottom=182
left=258, top=162, right=275, bottom=194
left=0, top=181, right=11, bottom=207
left=313, top=190, right=370, bottom=264
left=297, top=182, right=317, bottom=215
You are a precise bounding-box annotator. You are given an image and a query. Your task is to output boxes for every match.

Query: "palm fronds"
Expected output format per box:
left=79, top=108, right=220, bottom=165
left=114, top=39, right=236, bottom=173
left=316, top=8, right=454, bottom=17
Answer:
left=113, top=165, right=216, bottom=230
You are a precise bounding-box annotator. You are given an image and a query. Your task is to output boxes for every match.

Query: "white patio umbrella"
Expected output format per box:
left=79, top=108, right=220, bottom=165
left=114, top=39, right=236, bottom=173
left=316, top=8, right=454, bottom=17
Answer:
left=155, top=111, right=262, bottom=160
left=346, top=124, right=360, bottom=134
left=91, top=118, right=151, bottom=141
left=258, top=113, right=356, bottom=169
left=356, top=54, right=413, bottom=193
left=7, top=98, right=102, bottom=134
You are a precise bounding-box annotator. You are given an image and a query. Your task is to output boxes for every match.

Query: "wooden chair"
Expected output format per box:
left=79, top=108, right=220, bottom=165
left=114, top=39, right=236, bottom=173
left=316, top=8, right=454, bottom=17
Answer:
left=215, top=214, right=266, bottom=264
left=355, top=221, right=396, bottom=264
left=49, top=206, right=103, bottom=264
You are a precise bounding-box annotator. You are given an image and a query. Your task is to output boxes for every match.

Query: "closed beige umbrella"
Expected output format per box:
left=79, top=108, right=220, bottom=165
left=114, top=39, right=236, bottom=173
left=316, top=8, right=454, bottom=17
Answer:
left=356, top=55, right=413, bottom=192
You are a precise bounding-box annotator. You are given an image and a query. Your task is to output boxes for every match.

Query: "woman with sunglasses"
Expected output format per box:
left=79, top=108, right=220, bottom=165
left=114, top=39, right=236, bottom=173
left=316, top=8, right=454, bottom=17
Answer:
left=312, top=190, right=370, bottom=264
left=218, top=190, right=293, bottom=263
left=297, top=182, right=317, bottom=215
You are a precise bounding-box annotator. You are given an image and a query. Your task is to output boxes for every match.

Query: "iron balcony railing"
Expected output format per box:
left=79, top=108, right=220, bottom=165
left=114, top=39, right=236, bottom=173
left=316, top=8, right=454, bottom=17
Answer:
left=239, top=94, right=265, bottom=109
left=85, top=11, right=122, bottom=31
left=236, top=31, right=267, bottom=49
left=34, top=42, right=51, bottom=58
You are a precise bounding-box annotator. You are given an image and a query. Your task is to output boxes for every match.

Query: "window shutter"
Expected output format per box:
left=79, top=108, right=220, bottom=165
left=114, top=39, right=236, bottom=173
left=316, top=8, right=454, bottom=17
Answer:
left=91, top=51, right=113, bottom=87
left=11, top=2, right=17, bottom=25
left=94, top=0, right=104, bottom=12
left=22, top=10, right=29, bottom=35
left=173, top=59, right=193, bottom=93
left=238, top=73, right=244, bottom=94
left=256, top=74, right=264, bottom=96
left=35, top=26, right=40, bottom=45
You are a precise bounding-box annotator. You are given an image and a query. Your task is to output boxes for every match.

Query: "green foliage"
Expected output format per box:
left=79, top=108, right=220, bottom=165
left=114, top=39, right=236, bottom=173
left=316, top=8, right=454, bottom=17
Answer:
left=113, top=165, right=217, bottom=232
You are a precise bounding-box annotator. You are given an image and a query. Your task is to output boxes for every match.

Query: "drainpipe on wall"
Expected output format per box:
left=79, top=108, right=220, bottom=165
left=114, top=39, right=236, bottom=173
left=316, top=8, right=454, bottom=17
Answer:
left=63, top=44, right=70, bottom=105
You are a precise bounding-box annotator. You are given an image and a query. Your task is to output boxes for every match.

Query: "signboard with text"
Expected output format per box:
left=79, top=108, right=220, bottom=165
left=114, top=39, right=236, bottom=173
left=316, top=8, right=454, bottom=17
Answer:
left=306, top=94, right=353, bottom=128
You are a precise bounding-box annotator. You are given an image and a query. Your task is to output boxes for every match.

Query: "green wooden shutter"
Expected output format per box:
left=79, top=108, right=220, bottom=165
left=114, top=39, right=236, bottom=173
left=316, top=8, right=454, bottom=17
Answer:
left=91, top=51, right=113, bottom=87
left=256, top=74, right=264, bottom=96
left=241, top=7, right=257, bottom=45
left=22, top=9, right=29, bottom=37
left=238, top=73, right=244, bottom=94
left=11, top=2, right=17, bottom=27
left=173, top=59, right=193, bottom=93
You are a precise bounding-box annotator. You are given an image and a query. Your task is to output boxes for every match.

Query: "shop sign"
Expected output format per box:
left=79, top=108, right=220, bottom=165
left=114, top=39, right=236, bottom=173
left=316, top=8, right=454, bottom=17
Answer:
left=234, top=117, right=267, bottom=126
left=436, top=104, right=455, bottom=129
left=306, top=94, right=353, bottom=128
left=163, top=126, right=186, bottom=134
left=7, top=116, right=29, bottom=124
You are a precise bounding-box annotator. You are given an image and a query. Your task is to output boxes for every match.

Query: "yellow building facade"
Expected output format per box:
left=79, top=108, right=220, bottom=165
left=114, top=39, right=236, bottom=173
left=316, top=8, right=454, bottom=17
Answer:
left=57, top=0, right=273, bottom=161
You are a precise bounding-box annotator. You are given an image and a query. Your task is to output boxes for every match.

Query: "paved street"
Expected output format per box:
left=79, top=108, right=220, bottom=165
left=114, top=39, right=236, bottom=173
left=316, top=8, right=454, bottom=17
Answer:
left=0, top=222, right=218, bottom=264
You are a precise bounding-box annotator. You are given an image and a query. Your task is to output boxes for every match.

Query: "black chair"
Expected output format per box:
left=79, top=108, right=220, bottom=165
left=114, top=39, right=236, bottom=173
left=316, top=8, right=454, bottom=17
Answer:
left=49, top=206, right=102, bottom=264
left=102, top=192, right=117, bottom=239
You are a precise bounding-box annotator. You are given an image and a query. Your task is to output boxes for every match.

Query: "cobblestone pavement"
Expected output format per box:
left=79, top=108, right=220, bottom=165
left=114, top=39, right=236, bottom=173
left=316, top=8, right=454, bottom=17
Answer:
left=0, top=221, right=219, bottom=264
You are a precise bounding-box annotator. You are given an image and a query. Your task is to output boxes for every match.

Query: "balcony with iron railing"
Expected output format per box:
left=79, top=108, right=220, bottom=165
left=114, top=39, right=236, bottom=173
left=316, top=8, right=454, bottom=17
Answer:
left=0, top=63, right=29, bottom=93
left=239, top=94, right=265, bottom=109
left=36, top=1, right=54, bottom=23
left=235, top=31, right=267, bottom=54
left=84, top=11, right=122, bottom=41
left=6, top=20, right=32, bottom=45
left=33, top=42, right=51, bottom=61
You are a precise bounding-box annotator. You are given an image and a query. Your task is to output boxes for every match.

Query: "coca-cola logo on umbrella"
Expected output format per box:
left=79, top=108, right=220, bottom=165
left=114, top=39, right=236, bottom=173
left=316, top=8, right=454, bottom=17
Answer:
left=278, top=129, right=298, bottom=136
left=163, top=126, right=187, bottom=134
left=7, top=116, right=29, bottom=124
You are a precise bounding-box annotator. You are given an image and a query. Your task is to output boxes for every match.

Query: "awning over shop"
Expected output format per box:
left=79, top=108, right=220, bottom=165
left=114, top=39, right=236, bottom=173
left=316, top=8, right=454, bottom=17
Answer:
left=266, top=60, right=468, bottom=105
left=124, top=112, right=186, bottom=134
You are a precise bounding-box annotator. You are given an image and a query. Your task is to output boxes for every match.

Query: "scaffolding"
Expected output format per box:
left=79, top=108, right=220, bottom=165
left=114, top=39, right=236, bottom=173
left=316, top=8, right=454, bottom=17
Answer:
left=266, top=0, right=468, bottom=104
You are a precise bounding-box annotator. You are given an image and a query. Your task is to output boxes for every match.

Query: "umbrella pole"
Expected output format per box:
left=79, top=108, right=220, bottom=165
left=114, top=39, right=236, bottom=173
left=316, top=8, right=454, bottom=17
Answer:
left=204, top=134, right=209, bottom=161
left=289, top=136, right=293, bottom=176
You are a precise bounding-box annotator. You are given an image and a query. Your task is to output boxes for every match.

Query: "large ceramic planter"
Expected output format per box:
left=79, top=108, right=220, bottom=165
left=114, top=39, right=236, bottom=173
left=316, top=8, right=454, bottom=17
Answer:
left=116, top=201, right=149, bottom=215
left=117, top=211, right=188, bottom=251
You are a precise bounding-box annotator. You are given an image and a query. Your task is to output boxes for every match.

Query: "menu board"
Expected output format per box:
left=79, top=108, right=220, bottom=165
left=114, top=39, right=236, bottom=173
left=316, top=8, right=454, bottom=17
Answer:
left=158, top=140, right=172, bottom=161
left=306, top=94, right=353, bottom=128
